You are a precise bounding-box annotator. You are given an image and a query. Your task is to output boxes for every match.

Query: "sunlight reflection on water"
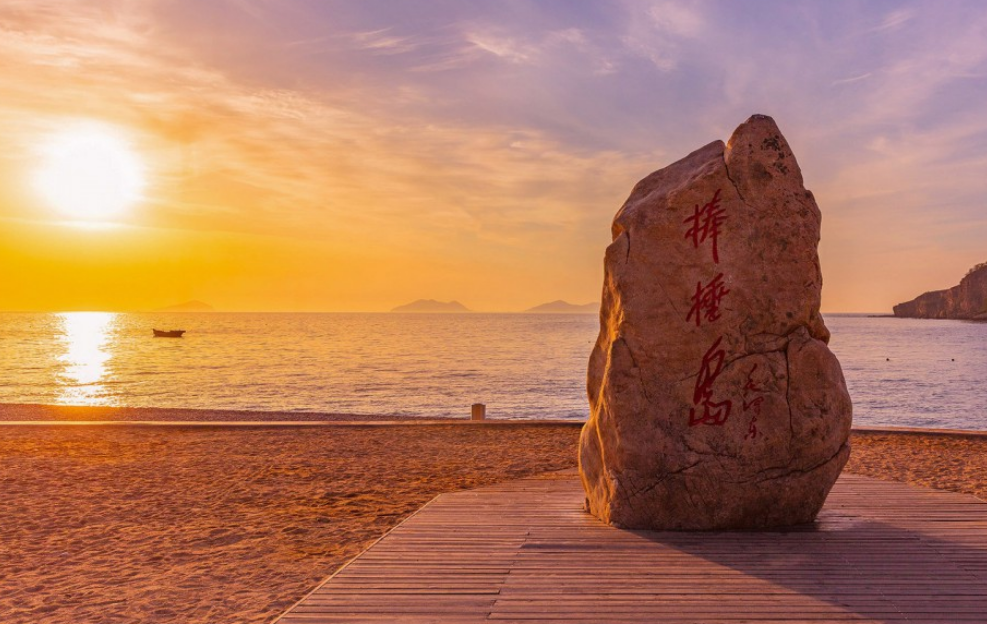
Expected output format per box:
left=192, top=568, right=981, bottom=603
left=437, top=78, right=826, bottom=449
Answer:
left=56, top=312, right=117, bottom=406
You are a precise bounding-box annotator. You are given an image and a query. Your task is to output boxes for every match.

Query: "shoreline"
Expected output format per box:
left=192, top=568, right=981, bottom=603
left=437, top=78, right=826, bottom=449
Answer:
left=0, top=402, right=584, bottom=423
left=0, top=419, right=585, bottom=428
left=3, top=403, right=986, bottom=437
left=0, top=402, right=437, bottom=422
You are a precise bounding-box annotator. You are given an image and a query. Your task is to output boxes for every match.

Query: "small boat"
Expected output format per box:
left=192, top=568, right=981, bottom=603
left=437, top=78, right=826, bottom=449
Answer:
left=153, top=329, right=186, bottom=338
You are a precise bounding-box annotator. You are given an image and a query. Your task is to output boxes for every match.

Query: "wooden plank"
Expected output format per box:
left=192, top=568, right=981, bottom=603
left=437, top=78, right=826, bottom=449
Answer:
left=274, top=472, right=987, bottom=623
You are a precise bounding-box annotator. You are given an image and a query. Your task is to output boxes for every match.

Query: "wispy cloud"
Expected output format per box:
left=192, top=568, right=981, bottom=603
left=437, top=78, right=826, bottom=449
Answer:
left=3, top=0, right=987, bottom=311
left=0, top=1, right=659, bottom=259
left=646, top=1, right=705, bottom=38
left=466, top=31, right=535, bottom=63
left=831, top=72, right=873, bottom=86
left=871, top=8, right=915, bottom=33
left=352, top=28, right=424, bottom=55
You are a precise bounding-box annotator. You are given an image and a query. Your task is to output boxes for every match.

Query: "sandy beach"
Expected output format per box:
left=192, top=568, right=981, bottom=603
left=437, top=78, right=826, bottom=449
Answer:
left=1, top=407, right=986, bottom=624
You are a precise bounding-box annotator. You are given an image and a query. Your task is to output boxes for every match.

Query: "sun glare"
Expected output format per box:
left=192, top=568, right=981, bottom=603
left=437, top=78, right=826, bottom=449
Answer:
left=56, top=312, right=117, bottom=406
left=33, top=124, right=146, bottom=221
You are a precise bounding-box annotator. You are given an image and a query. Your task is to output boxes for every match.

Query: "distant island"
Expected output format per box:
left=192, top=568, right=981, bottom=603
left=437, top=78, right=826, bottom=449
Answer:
left=391, top=299, right=471, bottom=313
left=525, top=300, right=598, bottom=313
left=893, top=262, right=987, bottom=320
left=155, top=300, right=215, bottom=312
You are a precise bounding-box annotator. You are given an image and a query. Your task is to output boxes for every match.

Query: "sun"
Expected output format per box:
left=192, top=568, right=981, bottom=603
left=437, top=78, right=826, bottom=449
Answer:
left=33, top=123, right=146, bottom=221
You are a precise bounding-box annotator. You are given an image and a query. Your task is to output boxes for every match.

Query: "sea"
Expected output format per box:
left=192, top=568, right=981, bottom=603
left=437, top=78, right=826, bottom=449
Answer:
left=0, top=312, right=984, bottom=430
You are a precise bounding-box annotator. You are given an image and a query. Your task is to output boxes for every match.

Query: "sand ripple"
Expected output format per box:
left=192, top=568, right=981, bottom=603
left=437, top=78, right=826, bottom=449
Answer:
left=0, top=421, right=580, bottom=624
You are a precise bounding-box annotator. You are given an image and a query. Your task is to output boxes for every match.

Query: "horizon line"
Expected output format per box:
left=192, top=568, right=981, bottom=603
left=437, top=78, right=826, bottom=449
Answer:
left=0, top=309, right=894, bottom=315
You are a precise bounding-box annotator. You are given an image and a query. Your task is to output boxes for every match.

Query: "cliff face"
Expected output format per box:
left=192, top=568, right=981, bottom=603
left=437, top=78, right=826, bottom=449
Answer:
left=893, top=263, right=987, bottom=320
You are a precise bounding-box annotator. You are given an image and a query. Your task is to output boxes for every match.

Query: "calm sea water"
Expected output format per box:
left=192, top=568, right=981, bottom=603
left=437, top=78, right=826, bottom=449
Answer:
left=0, top=312, right=984, bottom=429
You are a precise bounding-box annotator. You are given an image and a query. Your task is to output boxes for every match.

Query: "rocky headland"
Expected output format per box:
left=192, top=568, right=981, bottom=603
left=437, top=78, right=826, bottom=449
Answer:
left=525, top=300, right=598, bottom=313
left=893, top=262, right=987, bottom=320
left=391, top=299, right=471, bottom=313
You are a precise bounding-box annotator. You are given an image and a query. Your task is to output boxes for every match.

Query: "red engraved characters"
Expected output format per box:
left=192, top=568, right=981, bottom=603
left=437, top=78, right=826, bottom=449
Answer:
left=688, top=336, right=733, bottom=427
left=742, top=364, right=765, bottom=440
left=683, top=188, right=726, bottom=264
left=687, top=272, right=730, bottom=327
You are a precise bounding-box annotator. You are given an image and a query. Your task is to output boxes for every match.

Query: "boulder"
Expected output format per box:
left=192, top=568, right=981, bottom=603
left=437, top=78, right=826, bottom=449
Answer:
left=579, top=115, right=852, bottom=530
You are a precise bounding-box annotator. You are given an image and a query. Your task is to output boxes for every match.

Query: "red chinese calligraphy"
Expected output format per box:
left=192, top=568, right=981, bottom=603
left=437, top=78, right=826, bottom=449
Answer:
left=743, top=396, right=765, bottom=412
left=742, top=364, right=764, bottom=440
left=743, top=363, right=761, bottom=394
left=686, top=272, right=730, bottom=327
left=688, top=336, right=732, bottom=427
left=683, top=188, right=726, bottom=264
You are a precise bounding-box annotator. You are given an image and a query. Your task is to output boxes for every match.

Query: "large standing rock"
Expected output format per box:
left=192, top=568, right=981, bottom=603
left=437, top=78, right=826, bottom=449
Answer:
left=579, top=115, right=852, bottom=530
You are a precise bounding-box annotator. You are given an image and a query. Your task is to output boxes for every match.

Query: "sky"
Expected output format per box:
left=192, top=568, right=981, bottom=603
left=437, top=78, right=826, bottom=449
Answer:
left=1, top=0, right=986, bottom=312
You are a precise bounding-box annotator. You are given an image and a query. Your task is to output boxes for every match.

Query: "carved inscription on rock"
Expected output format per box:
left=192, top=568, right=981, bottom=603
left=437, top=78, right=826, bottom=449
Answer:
left=578, top=114, right=852, bottom=530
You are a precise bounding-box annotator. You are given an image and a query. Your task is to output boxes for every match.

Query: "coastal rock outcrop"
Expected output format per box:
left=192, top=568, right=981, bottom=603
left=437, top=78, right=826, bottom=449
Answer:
left=578, top=115, right=852, bottom=530
left=893, top=263, right=987, bottom=320
left=525, top=300, right=598, bottom=313
left=391, top=299, right=471, bottom=313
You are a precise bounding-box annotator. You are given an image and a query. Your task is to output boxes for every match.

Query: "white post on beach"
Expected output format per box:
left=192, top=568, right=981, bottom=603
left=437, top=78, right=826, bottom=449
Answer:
left=471, top=403, right=486, bottom=421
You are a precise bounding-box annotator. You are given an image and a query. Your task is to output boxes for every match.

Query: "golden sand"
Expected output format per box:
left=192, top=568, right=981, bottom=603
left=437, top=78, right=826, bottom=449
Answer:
left=846, top=429, right=987, bottom=501
left=0, top=410, right=984, bottom=624
left=0, top=420, right=580, bottom=624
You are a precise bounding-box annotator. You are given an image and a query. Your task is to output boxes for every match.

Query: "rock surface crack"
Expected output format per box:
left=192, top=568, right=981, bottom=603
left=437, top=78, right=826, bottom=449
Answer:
left=722, top=150, right=748, bottom=204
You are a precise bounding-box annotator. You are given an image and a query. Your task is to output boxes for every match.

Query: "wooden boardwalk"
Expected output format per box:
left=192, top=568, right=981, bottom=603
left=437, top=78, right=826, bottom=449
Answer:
left=275, top=471, right=987, bottom=623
